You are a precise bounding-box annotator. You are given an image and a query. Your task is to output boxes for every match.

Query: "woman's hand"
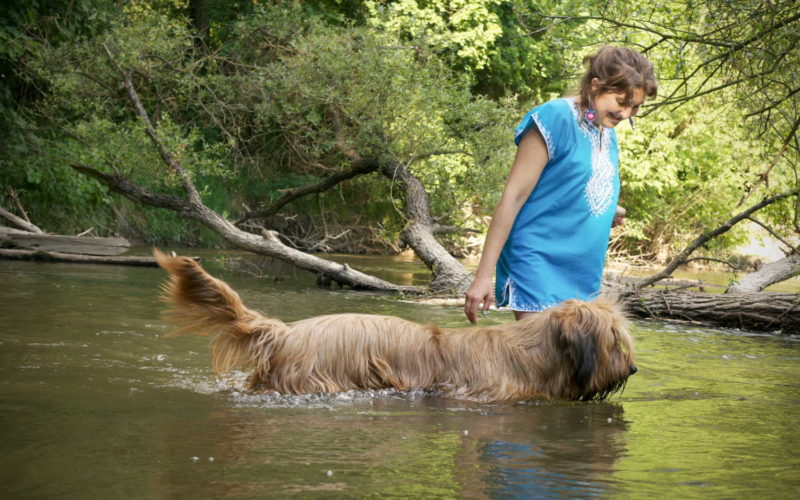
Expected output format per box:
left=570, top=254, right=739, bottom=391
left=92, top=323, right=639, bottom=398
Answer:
left=464, top=274, right=494, bottom=324
left=612, top=205, right=626, bottom=227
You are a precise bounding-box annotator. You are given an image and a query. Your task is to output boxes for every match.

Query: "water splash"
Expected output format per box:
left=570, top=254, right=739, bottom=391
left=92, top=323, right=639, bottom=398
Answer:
left=164, top=370, right=439, bottom=408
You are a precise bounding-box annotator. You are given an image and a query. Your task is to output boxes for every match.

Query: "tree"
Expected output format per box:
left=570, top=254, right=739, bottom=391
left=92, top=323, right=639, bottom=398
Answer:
left=24, top=5, right=515, bottom=292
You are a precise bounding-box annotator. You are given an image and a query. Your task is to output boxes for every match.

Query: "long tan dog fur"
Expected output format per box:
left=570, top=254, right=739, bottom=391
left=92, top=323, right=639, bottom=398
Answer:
left=155, top=250, right=636, bottom=401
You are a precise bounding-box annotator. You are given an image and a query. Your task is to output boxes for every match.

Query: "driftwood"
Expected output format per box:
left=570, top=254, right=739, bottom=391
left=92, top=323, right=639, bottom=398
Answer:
left=419, top=288, right=799, bottom=333
left=0, top=207, right=43, bottom=233
left=0, top=249, right=164, bottom=266
left=0, top=226, right=130, bottom=256
left=72, top=164, right=423, bottom=293
left=618, top=288, right=800, bottom=333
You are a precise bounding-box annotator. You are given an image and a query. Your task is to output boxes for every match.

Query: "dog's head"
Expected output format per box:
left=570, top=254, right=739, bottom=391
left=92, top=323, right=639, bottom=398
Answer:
left=546, top=297, right=636, bottom=401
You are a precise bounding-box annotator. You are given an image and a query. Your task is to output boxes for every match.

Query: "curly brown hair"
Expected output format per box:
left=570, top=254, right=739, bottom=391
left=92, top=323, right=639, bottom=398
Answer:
left=578, top=46, right=657, bottom=106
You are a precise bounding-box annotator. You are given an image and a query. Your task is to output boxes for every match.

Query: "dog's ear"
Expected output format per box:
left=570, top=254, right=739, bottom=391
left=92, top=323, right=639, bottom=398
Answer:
left=551, top=303, right=597, bottom=393
left=562, top=330, right=596, bottom=392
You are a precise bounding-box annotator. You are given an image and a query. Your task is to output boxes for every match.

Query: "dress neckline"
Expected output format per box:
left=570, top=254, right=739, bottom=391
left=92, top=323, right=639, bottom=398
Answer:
left=566, top=97, right=607, bottom=151
left=567, top=97, right=604, bottom=133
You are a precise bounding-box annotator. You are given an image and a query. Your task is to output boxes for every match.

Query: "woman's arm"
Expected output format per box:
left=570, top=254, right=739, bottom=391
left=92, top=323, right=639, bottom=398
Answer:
left=464, top=128, right=550, bottom=323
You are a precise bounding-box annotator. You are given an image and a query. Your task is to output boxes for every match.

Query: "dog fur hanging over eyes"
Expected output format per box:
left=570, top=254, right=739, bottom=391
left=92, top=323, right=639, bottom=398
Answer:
left=155, top=250, right=637, bottom=402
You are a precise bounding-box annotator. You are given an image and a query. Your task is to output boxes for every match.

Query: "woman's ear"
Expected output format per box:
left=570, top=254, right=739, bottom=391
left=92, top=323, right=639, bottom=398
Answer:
left=590, top=77, right=600, bottom=93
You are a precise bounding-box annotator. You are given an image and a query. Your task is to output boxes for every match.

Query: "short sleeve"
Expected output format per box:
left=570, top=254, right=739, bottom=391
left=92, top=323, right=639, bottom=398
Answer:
left=513, top=99, right=574, bottom=162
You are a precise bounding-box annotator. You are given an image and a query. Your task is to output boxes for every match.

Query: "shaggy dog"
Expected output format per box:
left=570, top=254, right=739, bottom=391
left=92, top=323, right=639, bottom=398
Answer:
left=155, top=251, right=636, bottom=401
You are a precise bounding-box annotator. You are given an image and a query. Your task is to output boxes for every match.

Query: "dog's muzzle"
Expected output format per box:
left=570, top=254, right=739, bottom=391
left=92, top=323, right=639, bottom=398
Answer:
left=629, top=364, right=638, bottom=375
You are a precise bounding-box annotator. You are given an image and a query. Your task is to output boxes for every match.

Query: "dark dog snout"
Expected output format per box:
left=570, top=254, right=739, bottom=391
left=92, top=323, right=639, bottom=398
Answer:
left=629, top=364, right=638, bottom=375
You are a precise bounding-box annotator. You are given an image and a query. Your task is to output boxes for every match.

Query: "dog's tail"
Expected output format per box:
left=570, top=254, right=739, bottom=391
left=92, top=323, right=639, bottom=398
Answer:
left=154, top=249, right=284, bottom=380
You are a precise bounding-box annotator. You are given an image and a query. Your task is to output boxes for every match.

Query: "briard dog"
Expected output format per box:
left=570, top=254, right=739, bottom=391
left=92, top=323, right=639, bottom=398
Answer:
left=155, top=251, right=636, bottom=401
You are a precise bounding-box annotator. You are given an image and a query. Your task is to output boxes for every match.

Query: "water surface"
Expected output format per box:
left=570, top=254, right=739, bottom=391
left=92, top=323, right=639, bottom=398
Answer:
left=1, top=251, right=797, bottom=498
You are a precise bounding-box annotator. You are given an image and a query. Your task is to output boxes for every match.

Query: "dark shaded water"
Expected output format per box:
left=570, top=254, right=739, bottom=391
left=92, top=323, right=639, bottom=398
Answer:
left=1, top=251, right=798, bottom=498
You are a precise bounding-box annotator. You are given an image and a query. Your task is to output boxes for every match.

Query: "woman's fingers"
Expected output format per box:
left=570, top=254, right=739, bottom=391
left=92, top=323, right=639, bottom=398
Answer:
left=465, top=291, right=493, bottom=324
left=465, top=276, right=494, bottom=323
left=465, top=294, right=479, bottom=324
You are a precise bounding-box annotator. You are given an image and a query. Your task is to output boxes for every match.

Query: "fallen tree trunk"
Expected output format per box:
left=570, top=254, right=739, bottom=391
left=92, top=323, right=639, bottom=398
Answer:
left=726, top=254, right=800, bottom=293
left=71, top=164, right=423, bottom=294
left=418, top=289, right=799, bottom=333
left=0, top=227, right=130, bottom=255
left=0, top=248, right=165, bottom=266
left=618, top=288, right=800, bottom=333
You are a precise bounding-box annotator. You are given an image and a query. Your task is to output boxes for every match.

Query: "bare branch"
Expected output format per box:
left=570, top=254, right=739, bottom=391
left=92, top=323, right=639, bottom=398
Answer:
left=736, top=114, right=800, bottom=207
left=5, top=187, right=34, bottom=226
left=235, top=158, right=381, bottom=224
left=539, top=15, right=729, bottom=47
left=102, top=43, right=202, bottom=205
left=746, top=216, right=798, bottom=254
left=70, top=163, right=190, bottom=213
left=431, top=224, right=481, bottom=235
left=683, top=256, right=747, bottom=271
left=744, top=85, right=800, bottom=118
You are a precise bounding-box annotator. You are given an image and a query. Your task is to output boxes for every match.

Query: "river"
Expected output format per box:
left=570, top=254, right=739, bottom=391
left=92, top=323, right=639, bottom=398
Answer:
left=1, top=251, right=798, bottom=498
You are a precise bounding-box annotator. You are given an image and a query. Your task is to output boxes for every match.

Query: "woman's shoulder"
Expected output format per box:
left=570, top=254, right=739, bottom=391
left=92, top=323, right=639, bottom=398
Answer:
left=514, top=97, right=577, bottom=152
left=531, top=97, right=577, bottom=120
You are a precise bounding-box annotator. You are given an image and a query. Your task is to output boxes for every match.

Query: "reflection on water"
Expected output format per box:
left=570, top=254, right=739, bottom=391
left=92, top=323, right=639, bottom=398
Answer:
left=0, top=252, right=798, bottom=498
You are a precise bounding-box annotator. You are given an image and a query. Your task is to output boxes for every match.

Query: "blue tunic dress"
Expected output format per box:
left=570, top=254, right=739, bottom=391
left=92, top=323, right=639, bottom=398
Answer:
left=496, top=97, right=620, bottom=311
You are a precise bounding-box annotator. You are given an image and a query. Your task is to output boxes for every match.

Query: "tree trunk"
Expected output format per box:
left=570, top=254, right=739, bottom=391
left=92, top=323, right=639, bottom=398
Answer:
left=380, top=162, right=473, bottom=293
left=188, top=0, right=210, bottom=51
left=618, top=288, right=800, bottom=333
left=726, top=254, right=800, bottom=293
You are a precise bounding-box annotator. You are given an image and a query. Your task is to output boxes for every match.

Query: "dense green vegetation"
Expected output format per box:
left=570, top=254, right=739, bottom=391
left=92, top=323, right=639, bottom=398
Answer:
left=1, top=0, right=797, bottom=262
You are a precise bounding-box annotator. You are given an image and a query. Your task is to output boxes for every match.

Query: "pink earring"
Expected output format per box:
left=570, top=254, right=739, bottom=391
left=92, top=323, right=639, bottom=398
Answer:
left=585, top=108, right=596, bottom=122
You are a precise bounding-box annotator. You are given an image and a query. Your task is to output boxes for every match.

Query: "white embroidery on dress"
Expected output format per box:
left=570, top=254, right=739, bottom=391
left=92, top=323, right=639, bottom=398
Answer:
left=502, top=278, right=558, bottom=312
left=531, top=111, right=554, bottom=160
left=568, top=98, right=616, bottom=217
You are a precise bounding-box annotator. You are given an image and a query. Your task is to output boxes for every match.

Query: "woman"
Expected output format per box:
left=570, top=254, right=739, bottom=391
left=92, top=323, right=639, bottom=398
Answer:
left=465, top=46, right=657, bottom=323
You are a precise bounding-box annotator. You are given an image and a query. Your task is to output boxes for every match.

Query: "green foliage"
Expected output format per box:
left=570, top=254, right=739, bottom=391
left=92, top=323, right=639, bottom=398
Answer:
left=206, top=7, right=517, bottom=237
left=616, top=94, right=762, bottom=258
left=2, top=0, right=795, bottom=261
left=0, top=133, right=116, bottom=234
left=362, top=0, right=578, bottom=99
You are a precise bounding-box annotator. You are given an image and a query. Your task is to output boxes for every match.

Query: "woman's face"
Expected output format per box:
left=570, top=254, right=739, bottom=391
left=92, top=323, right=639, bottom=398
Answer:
left=593, top=86, right=646, bottom=129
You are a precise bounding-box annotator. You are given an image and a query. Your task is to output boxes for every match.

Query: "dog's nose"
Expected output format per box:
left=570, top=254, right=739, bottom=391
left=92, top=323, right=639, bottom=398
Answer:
left=629, top=364, right=638, bottom=375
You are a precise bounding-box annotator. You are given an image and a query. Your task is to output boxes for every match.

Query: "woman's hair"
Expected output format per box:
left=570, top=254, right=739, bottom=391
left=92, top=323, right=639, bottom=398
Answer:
left=578, top=46, right=657, bottom=105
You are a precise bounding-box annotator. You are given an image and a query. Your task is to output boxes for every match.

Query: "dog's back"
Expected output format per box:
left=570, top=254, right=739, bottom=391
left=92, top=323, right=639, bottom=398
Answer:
left=270, top=314, right=443, bottom=392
